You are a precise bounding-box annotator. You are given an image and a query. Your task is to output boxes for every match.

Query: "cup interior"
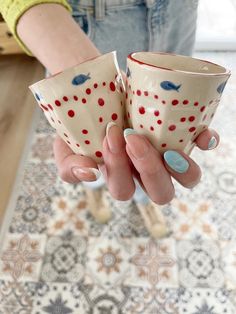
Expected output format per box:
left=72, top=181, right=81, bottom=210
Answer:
left=129, top=52, right=229, bottom=76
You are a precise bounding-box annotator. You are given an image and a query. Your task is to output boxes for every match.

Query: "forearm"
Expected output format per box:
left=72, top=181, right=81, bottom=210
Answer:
left=17, top=3, right=101, bottom=74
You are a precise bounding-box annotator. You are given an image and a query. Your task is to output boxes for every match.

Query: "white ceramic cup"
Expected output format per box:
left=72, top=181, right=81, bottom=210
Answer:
left=29, top=51, right=125, bottom=163
left=126, top=51, right=231, bottom=155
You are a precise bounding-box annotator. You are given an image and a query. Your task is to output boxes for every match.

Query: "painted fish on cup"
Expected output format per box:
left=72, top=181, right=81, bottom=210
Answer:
left=72, top=73, right=91, bottom=86
left=160, top=81, right=181, bottom=92
left=217, top=81, right=227, bottom=94
left=126, top=67, right=131, bottom=78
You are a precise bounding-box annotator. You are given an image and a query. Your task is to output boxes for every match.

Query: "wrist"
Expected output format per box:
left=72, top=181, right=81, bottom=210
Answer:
left=17, top=3, right=101, bottom=74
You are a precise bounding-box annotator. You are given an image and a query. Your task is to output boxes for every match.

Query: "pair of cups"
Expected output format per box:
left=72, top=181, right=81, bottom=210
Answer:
left=29, top=51, right=230, bottom=164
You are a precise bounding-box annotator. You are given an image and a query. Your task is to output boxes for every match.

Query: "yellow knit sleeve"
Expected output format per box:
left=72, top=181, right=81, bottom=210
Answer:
left=0, top=0, right=72, bottom=56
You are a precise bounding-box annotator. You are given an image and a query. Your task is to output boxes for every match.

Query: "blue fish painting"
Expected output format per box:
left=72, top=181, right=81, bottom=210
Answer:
left=72, top=73, right=91, bottom=86
left=126, top=67, right=131, bottom=78
left=217, top=81, right=227, bottom=94
left=35, top=92, right=40, bottom=101
left=160, top=81, right=181, bottom=92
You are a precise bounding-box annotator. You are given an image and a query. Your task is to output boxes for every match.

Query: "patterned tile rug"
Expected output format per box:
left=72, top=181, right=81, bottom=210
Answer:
left=0, top=52, right=236, bottom=314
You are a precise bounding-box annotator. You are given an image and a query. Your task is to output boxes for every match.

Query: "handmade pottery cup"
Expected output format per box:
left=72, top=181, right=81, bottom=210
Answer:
left=125, top=52, right=231, bottom=155
left=29, top=51, right=125, bottom=163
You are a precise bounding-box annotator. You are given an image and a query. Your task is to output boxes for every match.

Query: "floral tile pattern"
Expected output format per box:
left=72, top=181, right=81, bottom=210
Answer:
left=177, top=239, right=224, bottom=288
left=47, top=195, right=89, bottom=236
left=221, top=242, right=236, bottom=289
left=32, top=283, right=84, bottom=314
left=0, top=234, right=46, bottom=282
left=40, top=231, right=86, bottom=282
left=0, top=280, right=35, bottom=314
left=85, top=237, right=131, bottom=288
left=0, top=52, right=236, bottom=313
left=9, top=193, right=53, bottom=234
left=123, top=287, right=179, bottom=313
left=179, top=288, right=236, bottom=314
left=127, top=238, right=178, bottom=288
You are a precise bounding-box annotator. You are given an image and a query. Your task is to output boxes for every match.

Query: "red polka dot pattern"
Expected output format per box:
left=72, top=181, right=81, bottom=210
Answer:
left=200, top=106, right=206, bottom=112
left=48, top=104, right=53, bottom=110
left=172, top=99, right=179, bottom=106
left=189, top=116, right=195, bottom=122
left=189, top=127, right=196, bottom=132
left=68, top=110, right=75, bottom=117
left=98, top=98, right=104, bottom=106
left=157, top=120, right=162, bottom=125
left=183, top=100, right=189, bottom=105
left=86, top=88, right=91, bottom=95
left=95, top=151, right=102, bottom=158
left=94, top=83, right=98, bottom=88
left=154, top=110, right=160, bottom=116
left=82, top=98, right=87, bottom=104
left=55, top=100, right=61, bottom=106
left=194, top=102, right=199, bottom=106
left=85, top=140, right=90, bottom=145
left=161, top=143, right=166, bottom=147
left=144, top=91, right=148, bottom=96
left=169, top=125, right=176, bottom=131
left=110, top=82, right=116, bottom=91
left=41, top=104, right=48, bottom=111
left=180, top=117, right=186, bottom=122
left=136, top=90, right=141, bottom=96
left=150, top=126, right=154, bottom=131
left=63, top=96, right=68, bottom=101
left=82, top=129, right=88, bottom=134
left=112, top=113, right=118, bottom=120
left=139, top=106, right=145, bottom=114
left=73, top=95, right=78, bottom=101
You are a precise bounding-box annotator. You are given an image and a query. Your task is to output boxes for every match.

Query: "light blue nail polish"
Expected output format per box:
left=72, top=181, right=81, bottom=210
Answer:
left=208, top=136, right=217, bottom=150
left=123, top=128, right=138, bottom=138
left=163, top=150, right=189, bottom=173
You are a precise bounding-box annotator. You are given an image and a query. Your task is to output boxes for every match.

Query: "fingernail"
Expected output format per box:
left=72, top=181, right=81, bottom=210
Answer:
left=163, top=150, right=189, bottom=173
left=71, top=167, right=101, bottom=181
left=123, top=128, right=149, bottom=160
left=208, top=136, right=217, bottom=150
left=106, top=121, right=123, bottom=154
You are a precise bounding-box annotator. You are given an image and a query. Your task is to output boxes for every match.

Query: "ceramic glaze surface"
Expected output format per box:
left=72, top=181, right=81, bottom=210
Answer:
left=126, top=52, right=231, bottom=155
left=29, top=51, right=125, bottom=163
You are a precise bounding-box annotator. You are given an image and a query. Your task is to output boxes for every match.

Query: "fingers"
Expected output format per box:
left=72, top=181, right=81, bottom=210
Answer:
left=162, top=127, right=220, bottom=188
left=124, top=130, right=175, bottom=205
left=194, top=127, right=220, bottom=150
left=163, top=149, right=202, bottom=189
left=102, top=122, right=135, bottom=201
left=53, top=134, right=100, bottom=184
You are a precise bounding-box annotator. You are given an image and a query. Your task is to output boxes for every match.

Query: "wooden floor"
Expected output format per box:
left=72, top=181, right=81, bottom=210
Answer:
left=0, top=54, right=44, bottom=223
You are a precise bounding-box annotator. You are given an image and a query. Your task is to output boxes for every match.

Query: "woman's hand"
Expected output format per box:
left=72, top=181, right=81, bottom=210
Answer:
left=99, top=123, right=219, bottom=205
left=53, top=122, right=219, bottom=206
